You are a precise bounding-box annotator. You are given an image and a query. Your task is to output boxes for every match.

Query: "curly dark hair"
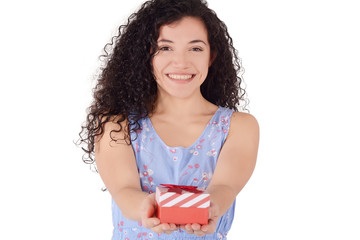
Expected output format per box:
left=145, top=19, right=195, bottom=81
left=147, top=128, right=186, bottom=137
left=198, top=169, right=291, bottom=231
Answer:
left=78, top=0, right=248, bottom=164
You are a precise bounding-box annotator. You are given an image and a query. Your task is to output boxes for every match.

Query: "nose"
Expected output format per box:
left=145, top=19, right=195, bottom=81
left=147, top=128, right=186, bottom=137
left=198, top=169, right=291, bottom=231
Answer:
left=172, top=51, right=189, bottom=68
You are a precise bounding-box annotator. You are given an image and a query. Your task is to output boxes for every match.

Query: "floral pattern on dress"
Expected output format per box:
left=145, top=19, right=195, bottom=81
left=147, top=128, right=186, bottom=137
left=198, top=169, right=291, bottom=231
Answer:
left=111, top=107, right=235, bottom=240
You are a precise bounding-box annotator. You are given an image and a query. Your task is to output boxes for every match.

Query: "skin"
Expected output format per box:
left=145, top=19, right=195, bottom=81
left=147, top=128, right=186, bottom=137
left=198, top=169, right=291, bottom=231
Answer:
left=95, top=17, right=259, bottom=237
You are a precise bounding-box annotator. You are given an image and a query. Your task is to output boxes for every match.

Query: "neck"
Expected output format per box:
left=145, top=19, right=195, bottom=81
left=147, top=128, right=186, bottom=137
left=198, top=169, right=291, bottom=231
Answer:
left=153, top=93, right=214, bottom=118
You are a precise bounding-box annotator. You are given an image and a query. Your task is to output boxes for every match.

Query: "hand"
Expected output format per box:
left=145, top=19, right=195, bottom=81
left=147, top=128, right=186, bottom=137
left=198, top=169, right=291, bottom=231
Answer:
left=140, top=193, right=179, bottom=234
left=180, top=201, right=220, bottom=237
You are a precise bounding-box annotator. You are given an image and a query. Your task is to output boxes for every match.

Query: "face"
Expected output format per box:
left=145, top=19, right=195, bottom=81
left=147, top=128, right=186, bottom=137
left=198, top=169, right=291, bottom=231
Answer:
left=152, top=17, right=212, bottom=100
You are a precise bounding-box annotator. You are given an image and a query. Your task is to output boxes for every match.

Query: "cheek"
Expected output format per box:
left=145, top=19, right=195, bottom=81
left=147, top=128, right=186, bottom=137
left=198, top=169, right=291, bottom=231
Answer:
left=198, top=60, right=210, bottom=74
left=197, top=59, right=210, bottom=79
left=152, top=59, right=167, bottom=84
left=152, top=56, right=166, bottom=74
left=193, top=54, right=211, bottom=69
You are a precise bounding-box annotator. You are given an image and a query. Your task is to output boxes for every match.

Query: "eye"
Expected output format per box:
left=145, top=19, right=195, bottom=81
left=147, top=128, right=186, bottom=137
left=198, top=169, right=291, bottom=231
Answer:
left=191, top=47, right=203, bottom=52
left=159, top=46, right=171, bottom=51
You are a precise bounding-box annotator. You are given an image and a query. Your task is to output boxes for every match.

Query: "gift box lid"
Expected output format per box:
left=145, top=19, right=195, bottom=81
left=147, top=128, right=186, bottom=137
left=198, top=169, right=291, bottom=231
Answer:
left=156, top=184, right=210, bottom=208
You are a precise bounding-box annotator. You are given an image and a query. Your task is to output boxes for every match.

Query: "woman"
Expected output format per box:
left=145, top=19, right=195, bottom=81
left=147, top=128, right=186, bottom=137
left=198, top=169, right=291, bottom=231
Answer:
left=78, top=0, right=259, bottom=239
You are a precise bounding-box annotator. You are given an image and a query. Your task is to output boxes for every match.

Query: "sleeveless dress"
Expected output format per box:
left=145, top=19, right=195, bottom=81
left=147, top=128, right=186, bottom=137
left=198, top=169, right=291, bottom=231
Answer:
left=111, top=107, right=235, bottom=240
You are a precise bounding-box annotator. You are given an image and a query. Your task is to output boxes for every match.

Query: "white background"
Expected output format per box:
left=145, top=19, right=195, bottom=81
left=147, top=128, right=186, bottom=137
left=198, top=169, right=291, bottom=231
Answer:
left=1, top=0, right=359, bottom=239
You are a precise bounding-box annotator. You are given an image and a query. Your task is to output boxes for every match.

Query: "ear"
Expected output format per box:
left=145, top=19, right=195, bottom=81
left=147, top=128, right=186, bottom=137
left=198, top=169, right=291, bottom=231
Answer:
left=209, top=50, right=216, bottom=66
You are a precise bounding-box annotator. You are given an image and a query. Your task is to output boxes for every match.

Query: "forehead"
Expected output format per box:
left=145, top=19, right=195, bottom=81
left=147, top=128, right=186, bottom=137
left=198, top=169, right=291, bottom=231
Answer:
left=158, top=17, right=208, bottom=42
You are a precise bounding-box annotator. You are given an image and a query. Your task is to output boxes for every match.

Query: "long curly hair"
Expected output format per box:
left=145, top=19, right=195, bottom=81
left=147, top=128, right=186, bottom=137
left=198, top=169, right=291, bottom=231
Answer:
left=78, top=0, right=248, bottom=164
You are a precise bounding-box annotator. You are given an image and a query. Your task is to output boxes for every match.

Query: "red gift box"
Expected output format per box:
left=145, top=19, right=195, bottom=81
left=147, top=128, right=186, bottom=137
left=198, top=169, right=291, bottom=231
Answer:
left=155, top=184, right=210, bottom=225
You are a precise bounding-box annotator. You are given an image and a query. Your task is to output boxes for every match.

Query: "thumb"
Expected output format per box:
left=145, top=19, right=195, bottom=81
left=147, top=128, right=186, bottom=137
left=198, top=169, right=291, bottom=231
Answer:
left=141, top=193, right=157, bottom=218
left=208, top=201, right=220, bottom=219
left=141, top=193, right=161, bottom=229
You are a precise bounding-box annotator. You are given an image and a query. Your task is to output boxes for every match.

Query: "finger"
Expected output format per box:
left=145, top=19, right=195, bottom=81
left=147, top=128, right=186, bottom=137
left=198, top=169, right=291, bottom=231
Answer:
left=141, top=205, right=155, bottom=221
left=169, top=223, right=179, bottom=231
left=200, top=217, right=217, bottom=234
left=184, top=224, right=194, bottom=234
left=193, top=229, right=206, bottom=237
left=190, top=223, right=205, bottom=237
left=141, top=193, right=160, bottom=229
left=208, top=202, right=220, bottom=219
left=151, top=224, right=165, bottom=234
left=179, top=224, right=186, bottom=230
left=163, top=230, right=173, bottom=235
left=161, top=223, right=171, bottom=231
left=154, top=223, right=179, bottom=235
left=151, top=223, right=171, bottom=234
left=164, top=223, right=179, bottom=235
left=200, top=224, right=208, bottom=232
left=142, top=217, right=160, bottom=229
left=190, top=223, right=201, bottom=231
left=185, top=224, right=192, bottom=230
left=141, top=194, right=156, bottom=217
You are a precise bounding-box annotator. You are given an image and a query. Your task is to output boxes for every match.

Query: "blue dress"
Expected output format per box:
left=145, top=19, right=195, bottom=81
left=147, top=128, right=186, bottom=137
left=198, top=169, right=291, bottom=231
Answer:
left=111, top=107, right=235, bottom=240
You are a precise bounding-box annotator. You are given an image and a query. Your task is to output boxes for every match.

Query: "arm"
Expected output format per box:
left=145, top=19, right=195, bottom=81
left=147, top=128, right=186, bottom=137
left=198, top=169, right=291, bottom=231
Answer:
left=207, top=112, right=259, bottom=214
left=95, top=119, right=177, bottom=234
left=95, top=119, right=146, bottom=221
left=182, top=112, right=259, bottom=236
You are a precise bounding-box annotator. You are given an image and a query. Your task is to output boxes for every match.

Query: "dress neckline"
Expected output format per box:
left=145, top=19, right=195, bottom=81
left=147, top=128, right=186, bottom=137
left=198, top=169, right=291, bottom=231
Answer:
left=146, top=107, right=221, bottom=150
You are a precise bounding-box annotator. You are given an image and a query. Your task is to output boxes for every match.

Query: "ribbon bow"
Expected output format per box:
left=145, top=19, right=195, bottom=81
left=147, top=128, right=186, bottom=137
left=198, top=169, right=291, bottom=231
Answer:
left=161, top=184, right=202, bottom=194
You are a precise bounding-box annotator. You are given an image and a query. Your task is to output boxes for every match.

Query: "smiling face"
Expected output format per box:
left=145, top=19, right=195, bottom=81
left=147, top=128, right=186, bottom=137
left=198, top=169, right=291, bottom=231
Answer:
left=152, top=17, right=212, bottom=100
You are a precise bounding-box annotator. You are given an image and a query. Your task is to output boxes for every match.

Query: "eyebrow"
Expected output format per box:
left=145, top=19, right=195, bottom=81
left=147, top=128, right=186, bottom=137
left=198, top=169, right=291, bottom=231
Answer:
left=157, top=39, right=207, bottom=45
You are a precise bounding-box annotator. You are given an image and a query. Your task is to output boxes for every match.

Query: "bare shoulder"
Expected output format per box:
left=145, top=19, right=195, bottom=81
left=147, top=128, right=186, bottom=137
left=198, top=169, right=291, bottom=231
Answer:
left=209, top=111, right=259, bottom=194
left=229, top=112, right=259, bottom=137
left=95, top=115, right=129, bottom=144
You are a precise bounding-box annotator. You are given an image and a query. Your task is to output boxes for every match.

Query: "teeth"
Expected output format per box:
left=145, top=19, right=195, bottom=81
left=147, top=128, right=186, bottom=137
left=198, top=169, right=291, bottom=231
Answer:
left=168, top=74, right=193, bottom=80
